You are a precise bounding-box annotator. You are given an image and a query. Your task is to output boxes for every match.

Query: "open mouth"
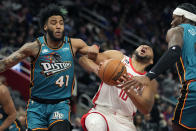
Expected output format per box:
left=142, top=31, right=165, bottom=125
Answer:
left=141, top=48, right=146, bottom=54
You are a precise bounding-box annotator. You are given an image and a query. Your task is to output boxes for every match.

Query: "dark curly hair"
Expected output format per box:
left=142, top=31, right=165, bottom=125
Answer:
left=39, top=4, right=66, bottom=30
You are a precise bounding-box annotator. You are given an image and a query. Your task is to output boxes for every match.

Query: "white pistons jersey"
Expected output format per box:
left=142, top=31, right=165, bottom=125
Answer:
left=92, top=55, right=146, bottom=117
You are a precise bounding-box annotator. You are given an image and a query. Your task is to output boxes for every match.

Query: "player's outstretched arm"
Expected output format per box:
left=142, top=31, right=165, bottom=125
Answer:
left=70, top=38, right=99, bottom=60
left=0, top=84, right=17, bottom=130
left=145, top=26, right=184, bottom=81
left=122, top=79, right=158, bottom=114
left=0, top=41, right=40, bottom=73
left=79, top=55, right=99, bottom=76
left=79, top=50, right=124, bottom=75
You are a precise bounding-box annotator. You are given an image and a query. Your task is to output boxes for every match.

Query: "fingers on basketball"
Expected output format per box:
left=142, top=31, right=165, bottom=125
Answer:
left=98, top=59, right=127, bottom=86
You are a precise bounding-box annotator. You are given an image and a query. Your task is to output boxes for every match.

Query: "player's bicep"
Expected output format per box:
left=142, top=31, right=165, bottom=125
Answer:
left=166, top=27, right=184, bottom=48
left=3, top=44, right=31, bottom=68
left=2, top=41, right=39, bottom=71
left=71, top=38, right=88, bottom=55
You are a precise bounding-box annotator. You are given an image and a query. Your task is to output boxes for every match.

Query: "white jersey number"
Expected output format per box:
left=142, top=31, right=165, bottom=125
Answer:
left=56, top=75, right=69, bottom=87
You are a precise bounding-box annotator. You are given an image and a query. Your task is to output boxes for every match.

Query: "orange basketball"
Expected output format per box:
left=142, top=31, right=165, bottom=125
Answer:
left=98, top=59, right=127, bottom=86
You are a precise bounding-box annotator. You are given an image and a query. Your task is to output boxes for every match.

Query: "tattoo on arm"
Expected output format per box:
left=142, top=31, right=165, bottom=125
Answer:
left=0, top=51, right=27, bottom=72
left=0, top=41, right=39, bottom=73
left=0, top=42, right=38, bottom=72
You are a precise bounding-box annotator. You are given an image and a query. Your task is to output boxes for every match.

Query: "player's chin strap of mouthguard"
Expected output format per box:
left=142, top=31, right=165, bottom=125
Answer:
left=173, top=8, right=196, bottom=22
left=146, top=45, right=182, bottom=80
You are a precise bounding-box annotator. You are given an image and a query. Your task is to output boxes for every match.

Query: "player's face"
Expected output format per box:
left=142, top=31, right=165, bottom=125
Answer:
left=171, top=15, right=183, bottom=28
left=134, top=45, right=154, bottom=64
left=44, top=15, right=64, bottom=41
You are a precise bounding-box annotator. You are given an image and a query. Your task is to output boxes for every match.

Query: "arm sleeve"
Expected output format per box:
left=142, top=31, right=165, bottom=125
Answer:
left=146, top=45, right=182, bottom=80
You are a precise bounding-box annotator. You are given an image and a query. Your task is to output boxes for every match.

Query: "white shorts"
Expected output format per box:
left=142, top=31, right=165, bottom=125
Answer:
left=81, top=106, right=136, bottom=131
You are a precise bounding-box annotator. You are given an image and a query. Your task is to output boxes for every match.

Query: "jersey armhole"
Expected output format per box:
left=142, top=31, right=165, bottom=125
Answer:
left=68, top=37, right=75, bottom=57
left=31, top=39, right=42, bottom=63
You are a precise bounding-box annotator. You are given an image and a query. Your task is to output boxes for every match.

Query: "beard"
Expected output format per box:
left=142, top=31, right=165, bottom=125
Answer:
left=133, top=50, right=152, bottom=64
left=47, top=29, right=64, bottom=42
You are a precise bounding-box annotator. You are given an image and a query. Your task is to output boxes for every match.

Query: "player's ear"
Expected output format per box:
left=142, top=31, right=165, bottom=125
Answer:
left=149, top=59, right=153, bottom=65
left=181, top=15, right=186, bottom=23
left=44, top=24, right=47, bottom=31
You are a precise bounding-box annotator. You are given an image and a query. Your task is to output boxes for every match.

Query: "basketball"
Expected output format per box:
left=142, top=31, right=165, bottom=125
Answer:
left=98, top=59, right=127, bottom=86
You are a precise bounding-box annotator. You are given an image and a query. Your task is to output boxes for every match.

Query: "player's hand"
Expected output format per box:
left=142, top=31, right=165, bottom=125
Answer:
left=116, top=73, right=130, bottom=88
left=95, top=62, right=103, bottom=76
left=127, top=76, right=151, bottom=87
left=87, top=44, right=99, bottom=61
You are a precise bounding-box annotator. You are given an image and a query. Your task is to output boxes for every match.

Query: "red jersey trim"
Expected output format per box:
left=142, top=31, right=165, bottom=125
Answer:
left=92, top=82, right=104, bottom=104
left=129, top=58, right=146, bottom=75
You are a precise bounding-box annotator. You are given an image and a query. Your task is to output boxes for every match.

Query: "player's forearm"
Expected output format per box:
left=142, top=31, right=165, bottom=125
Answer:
left=0, top=112, right=16, bottom=130
left=0, top=49, right=28, bottom=73
left=79, top=45, right=89, bottom=55
left=127, top=92, right=153, bottom=114
left=0, top=56, right=22, bottom=73
left=0, top=59, right=17, bottom=73
left=79, top=56, right=99, bottom=75
left=79, top=45, right=98, bottom=53
left=79, top=45, right=99, bottom=61
left=0, top=60, right=7, bottom=73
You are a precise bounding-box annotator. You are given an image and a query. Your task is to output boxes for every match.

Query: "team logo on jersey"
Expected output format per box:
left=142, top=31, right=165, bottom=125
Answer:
left=52, top=111, right=64, bottom=119
left=40, top=52, right=72, bottom=77
left=188, top=29, right=196, bottom=36
left=125, top=59, right=129, bottom=65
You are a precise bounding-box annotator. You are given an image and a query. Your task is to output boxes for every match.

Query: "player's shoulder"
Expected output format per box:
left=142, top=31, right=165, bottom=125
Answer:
left=167, top=26, right=184, bottom=35
left=21, top=40, right=41, bottom=57
left=166, top=26, right=184, bottom=43
left=22, top=40, right=39, bottom=49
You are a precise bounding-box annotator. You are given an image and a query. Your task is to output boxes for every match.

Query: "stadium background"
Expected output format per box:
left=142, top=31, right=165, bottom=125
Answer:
left=0, top=0, right=195, bottom=130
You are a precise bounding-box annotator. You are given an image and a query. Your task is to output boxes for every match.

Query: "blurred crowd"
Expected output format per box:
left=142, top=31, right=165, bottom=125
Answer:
left=0, top=0, right=195, bottom=130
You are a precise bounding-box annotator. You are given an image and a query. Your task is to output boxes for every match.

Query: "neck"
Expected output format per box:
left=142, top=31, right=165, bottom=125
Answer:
left=131, top=56, right=147, bottom=73
left=184, top=19, right=196, bottom=25
left=46, top=34, right=62, bottom=48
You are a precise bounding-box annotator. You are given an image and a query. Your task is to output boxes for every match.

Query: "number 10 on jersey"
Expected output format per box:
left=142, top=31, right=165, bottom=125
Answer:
left=56, top=75, right=69, bottom=87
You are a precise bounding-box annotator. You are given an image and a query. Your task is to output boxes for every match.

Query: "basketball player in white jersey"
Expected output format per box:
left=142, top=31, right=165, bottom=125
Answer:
left=79, top=45, right=158, bottom=131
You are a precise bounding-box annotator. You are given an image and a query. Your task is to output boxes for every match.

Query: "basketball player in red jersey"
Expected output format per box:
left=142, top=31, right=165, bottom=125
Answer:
left=79, top=45, right=158, bottom=131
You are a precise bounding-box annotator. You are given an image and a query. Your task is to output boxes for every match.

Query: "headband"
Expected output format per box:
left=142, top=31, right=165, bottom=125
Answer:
left=173, top=7, right=196, bottom=22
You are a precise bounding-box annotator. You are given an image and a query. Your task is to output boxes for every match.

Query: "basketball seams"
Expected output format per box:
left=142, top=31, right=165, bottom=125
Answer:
left=109, top=61, right=122, bottom=85
left=102, top=61, right=111, bottom=82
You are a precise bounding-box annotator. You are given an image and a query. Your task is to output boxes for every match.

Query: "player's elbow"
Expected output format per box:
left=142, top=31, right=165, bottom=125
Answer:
left=140, top=107, right=152, bottom=115
left=78, top=56, right=87, bottom=67
left=139, top=102, right=153, bottom=115
left=9, top=110, right=17, bottom=122
left=12, top=110, right=17, bottom=120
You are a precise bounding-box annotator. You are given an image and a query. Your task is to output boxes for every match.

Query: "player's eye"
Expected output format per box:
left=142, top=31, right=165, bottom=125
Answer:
left=51, top=20, right=57, bottom=25
left=59, top=20, right=64, bottom=25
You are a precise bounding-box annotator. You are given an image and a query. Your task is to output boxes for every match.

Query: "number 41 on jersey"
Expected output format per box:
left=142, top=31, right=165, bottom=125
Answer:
left=56, top=75, right=69, bottom=87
